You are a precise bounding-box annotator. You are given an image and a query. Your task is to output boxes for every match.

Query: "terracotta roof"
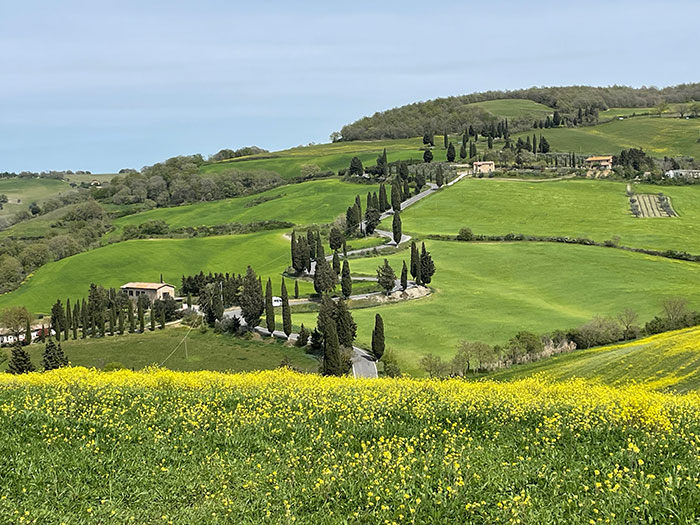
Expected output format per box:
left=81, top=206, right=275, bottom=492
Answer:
left=585, top=156, right=613, bottom=161
left=120, top=282, right=174, bottom=290
left=473, top=161, right=495, bottom=165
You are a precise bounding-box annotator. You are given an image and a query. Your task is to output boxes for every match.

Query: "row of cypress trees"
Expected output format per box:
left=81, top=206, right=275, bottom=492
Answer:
left=7, top=338, right=69, bottom=374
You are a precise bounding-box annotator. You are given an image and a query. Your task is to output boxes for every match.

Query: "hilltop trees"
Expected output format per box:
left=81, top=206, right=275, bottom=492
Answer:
left=241, top=266, right=264, bottom=328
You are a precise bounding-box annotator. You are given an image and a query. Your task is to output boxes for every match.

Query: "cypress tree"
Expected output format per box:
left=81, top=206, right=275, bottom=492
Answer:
left=446, top=142, right=456, bottom=162
left=281, top=278, right=292, bottom=337
left=316, top=294, right=336, bottom=337
left=378, top=184, right=389, bottom=212
left=420, top=243, right=436, bottom=284
left=306, top=229, right=316, bottom=261
left=532, top=134, right=537, bottom=155
left=99, top=311, right=106, bottom=337
left=460, top=143, right=467, bottom=160
left=354, top=194, right=362, bottom=218
left=443, top=131, right=448, bottom=148
left=290, top=230, right=298, bottom=270
left=403, top=179, right=410, bottom=201
left=410, top=241, right=418, bottom=279
left=341, top=259, right=352, bottom=298
left=377, top=259, right=397, bottom=295
left=332, top=250, right=341, bottom=275
left=315, top=231, right=324, bottom=260
left=400, top=260, right=408, bottom=291
left=392, top=210, right=402, bottom=245
left=313, top=258, right=337, bottom=295
left=469, top=141, right=477, bottom=158
left=109, top=304, right=116, bottom=336
left=294, top=280, right=299, bottom=299
left=240, top=266, right=264, bottom=328
left=150, top=308, right=155, bottom=331
left=64, top=299, right=72, bottom=341
left=24, top=318, right=32, bottom=345
left=81, top=299, right=88, bottom=338
left=390, top=180, right=402, bottom=211
left=265, top=278, right=275, bottom=334
left=51, top=300, right=64, bottom=342
left=72, top=301, right=79, bottom=339
left=39, top=323, right=45, bottom=343
left=212, top=287, right=224, bottom=322
left=138, top=302, right=145, bottom=333
left=488, top=136, right=493, bottom=149
left=187, top=293, right=192, bottom=308
left=423, top=149, right=433, bottom=163
left=322, top=321, right=342, bottom=376
left=372, top=192, right=379, bottom=210
left=333, top=300, right=357, bottom=347
left=371, top=313, right=385, bottom=359
left=128, top=300, right=135, bottom=333
left=7, top=342, right=34, bottom=374
left=42, top=339, right=58, bottom=371
left=159, top=308, right=165, bottom=330
left=91, top=311, right=97, bottom=338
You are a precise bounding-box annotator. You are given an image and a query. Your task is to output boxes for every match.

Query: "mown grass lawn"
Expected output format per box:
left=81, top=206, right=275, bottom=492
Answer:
left=397, top=177, right=700, bottom=252
left=294, top=240, right=700, bottom=374
left=0, top=326, right=317, bottom=373
left=488, top=325, right=700, bottom=393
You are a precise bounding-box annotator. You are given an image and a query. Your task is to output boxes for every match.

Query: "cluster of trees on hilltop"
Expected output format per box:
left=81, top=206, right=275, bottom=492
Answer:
left=97, top=155, right=283, bottom=207
left=208, top=146, right=269, bottom=162
left=337, top=83, right=700, bottom=141
left=0, top=170, right=92, bottom=181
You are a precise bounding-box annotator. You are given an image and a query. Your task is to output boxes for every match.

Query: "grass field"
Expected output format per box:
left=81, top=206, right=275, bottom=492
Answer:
left=0, top=230, right=307, bottom=314
left=0, top=177, right=72, bottom=218
left=489, top=326, right=700, bottom=393
left=0, top=327, right=316, bottom=373
left=513, top=116, right=700, bottom=158
left=109, top=179, right=378, bottom=237
left=294, top=240, right=700, bottom=374
left=397, top=178, right=700, bottom=252
left=2, top=368, right=699, bottom=523
left=471, top=98, right=553, bottom=119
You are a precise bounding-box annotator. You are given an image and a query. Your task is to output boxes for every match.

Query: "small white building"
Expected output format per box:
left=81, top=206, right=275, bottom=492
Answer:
left=664, top=169, right=700, bottom=179
left=272, top=296, right=282, bottom=307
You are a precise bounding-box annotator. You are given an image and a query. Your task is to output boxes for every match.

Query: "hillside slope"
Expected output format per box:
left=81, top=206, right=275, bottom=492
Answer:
left=489, top=326, right=700, bottom=393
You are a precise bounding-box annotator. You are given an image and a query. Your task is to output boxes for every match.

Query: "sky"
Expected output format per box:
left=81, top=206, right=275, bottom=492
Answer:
left=1, top=0, right=698, bottom=173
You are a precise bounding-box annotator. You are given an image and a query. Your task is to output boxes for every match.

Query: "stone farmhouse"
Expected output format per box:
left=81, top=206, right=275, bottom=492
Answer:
left=120, top=282, right=176, bottom=302
left=472, top=161, right=495, bottom=174
left=584, top=155, right=613, bottom=170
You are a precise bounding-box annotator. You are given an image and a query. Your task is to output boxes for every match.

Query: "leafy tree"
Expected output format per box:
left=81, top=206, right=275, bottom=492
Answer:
left=392, top=211, right=402, bottom=245
left=341, top=259, right=352, bottom=298
left=281, top=278, right=292, bottom=337
left=241, top=266, right=264, bottom=328
left=332, top=250, right=341, bottom=275
left=400, top=260, right=408, bottom=291
left=506, top=331, right=543, bottom=361
left=265, top=278, right=275, bottom=334
left=349, top=156, right=364, bottom=176
left=371, top=313, right=385, bottom=359
left=313, top=258, right=337, bottom=295
left=377, top=259, right=396, bottom=295
left=446, top=142, right=456, bottom=162
left=419, top=243, right=436, bottom=284
left=0, top=306, right=32, bottom=341
left=7, top=342, right=35, bottom=374
left=329, top=227, right=344, bottom=252
left=422, top=132, right=434, bottom=146
left=423, top=149, right=433, bottom=163
left=322, top=321, right=342, bottom=376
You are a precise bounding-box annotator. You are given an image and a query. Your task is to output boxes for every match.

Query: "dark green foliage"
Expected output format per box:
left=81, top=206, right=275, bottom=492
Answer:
left=446, top=142, right=456, bottom=162
left=377, top=259, right=396, bottom=295
left=392, top=211, right=402, bottom=245
left=403, top=179, right=410, bottom=201
left=41, top=339, right=68, bottom=371
left=399, top=161, right=409, bottom=181
left=460, top=143, right=467, bottom=159
left=64, top=299, right=72, bottom=341
left=422, top=132, right=434, bottom=146
left=322, top=321, right=342, bottom=376
left=410, top=241, right=419, bottom=280
left=371, top=314, right=385, bottom=359
left=309, top=328, right=324, bottom=355
left=333, top=300, right=357, bottom=347
left=332, top=251, right=341, bottom=275
left=553, top=111, right=561, bottom=126
left=315, top=231, right=324, bottom=261
left=365, top=207, right=380, bottom=235
left=349, top=156, right=364, bottom=176
left=420, top=243, right=436, bottom=284
left=443, top=131, right=448, bottom=149
left=316, top=295, right=336, bottom=337
left=414, top=172, right=426, bottom=193
left=488, top=136, right=493, bottom=149
left=72, top=302, right=79, bottom=339
left=539, top=135, right=550, bottom=153
left=118, top=306, right=124, bottom=335
left=51, top=300, right=65, bottom=342
left=376, top=148, right=389, bottom=177
left=7, top=343, right=35, bottom=374
left=329, top=227, right=344, bottom=252
left=345, top=205, right=360, bottom=234
left=390, top=180, right=402, bottom=211
left=294, top=280, right=299, bottom=299
left=436, top=169, right=444, bottom=188
left=265, top=278, right=275, bottom=334
left=296, top=324, right=309, bottom=347
left=400, top=260, right=408, bottom=291
left=469, top=142, right=477, bottom=158
left=341, top=259, right=352, bottom=298
left=378, top=184, right=389, bottom=212
left=423, top=149, right=433, bottom=163
left=159, top=308, right=166, bottom=330
left=313, top=258, right=337, bottom=295
left=150, top=308, right=156, bottom=331
left=127, top=300, right=135, bottom=334
left=241, top=266, right=264, bottom=328
left=281, top=279, right=292, bottom=337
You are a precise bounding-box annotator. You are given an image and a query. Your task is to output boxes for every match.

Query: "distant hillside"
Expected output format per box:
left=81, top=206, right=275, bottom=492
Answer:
left=339, top=83, right=700, bottom=141
left=489, top=326, right=700, bottom=393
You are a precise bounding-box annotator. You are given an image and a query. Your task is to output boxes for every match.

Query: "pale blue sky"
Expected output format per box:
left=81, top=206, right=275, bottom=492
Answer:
left=1, top=0, right=698, bottom=173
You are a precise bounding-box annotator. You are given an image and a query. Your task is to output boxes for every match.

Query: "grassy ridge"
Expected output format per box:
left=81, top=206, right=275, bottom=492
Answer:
left=0, top=230, right=306, bottom=314
left=489, top=325, right=700, bottom=393
left=0, top=178, right=71, bottom=218
left=1, top=369, right=698, bottom=523
left=110, top=179, right=378, bottom=236
left=294, top=240, right=700, bottom=373
left=470, top=98, right=553, bottom=119
left=398, top=178, right=700, bottom=252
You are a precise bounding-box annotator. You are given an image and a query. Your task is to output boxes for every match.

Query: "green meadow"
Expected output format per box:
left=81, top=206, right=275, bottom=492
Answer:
left=398, top=178, right=700, bottom=252
left=110, top=179, right=378, bottom=236
left=0, top=327, right=317, bottom=373
left=295, top=240, right=700, bottom=374
left=470, top=98, right=553, bottom=119
left=0, top=230, right=306, bottom=314
left=0, top=178, right=72, bottom=218
left=489, top=325, right=700, bottom=393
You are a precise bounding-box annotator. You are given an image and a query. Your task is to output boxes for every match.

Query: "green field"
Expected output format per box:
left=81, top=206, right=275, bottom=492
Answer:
left=200, top=137, right=430, bottom=179
left=489, top=326, right=700, bottom=393
left=0, top=327, right=316, bottom=373
left=514, top=116, right=700, bottom=157
left=110, top=179, right=378, bottom=237
left=471, top=98, right=553, bottom=119
left=0, top=178, right=72, bottom=218
left=0, top=230, right=308, bottom=314
left=397, top=178, right=700, bottom=252
left=295, top=240, right=700, bottom=374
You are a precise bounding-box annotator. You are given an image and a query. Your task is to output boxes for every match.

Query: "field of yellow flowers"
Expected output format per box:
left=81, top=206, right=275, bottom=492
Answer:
left=1, top=368, right=700, bottom=524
